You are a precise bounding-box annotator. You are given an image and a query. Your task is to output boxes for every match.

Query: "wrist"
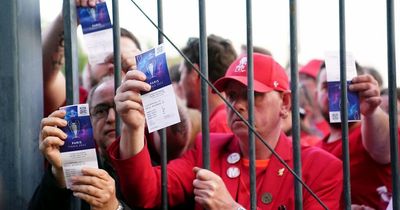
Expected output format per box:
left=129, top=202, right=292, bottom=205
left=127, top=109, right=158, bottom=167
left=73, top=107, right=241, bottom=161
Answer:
left=230, top=202, right=246, bottom=210
left=51, top=166, right=66, bottom=188
left=120, top=125, right=145, bottom=159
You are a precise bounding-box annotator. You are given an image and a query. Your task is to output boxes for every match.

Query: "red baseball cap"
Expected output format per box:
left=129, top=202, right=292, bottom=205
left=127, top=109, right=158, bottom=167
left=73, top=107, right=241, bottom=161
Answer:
left=299, top=59, right=323, bottom=79
left=213, top=53, right=289, bottom=93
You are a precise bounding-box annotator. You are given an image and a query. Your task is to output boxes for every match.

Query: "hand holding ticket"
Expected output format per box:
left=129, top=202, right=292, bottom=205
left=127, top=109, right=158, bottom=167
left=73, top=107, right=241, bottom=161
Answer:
left=59, top=104, right=98, bottom=188
left=78, top=1, right=113, bottom=65
left=325, top=51, right=361, bottom=123
left=135, top=44, right=181, bottom=133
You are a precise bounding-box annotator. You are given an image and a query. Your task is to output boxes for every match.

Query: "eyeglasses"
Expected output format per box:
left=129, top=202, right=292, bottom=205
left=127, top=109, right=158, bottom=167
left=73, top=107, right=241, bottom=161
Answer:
left=90, top=103, right=116, bottom=119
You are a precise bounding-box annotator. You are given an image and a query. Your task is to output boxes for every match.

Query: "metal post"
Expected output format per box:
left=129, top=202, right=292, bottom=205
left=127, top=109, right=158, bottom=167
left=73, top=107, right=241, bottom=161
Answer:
left=157, top=0, right=168, bottom=209
left=63, top=0, right=80, bottom=208
left=0, top=0, right=43, bottom=209
left=289, top=0, right=303, bottom=209
left=199, top=0, right=210, bottom=170
left=245, top=1, right=256, bottom=209
left=63, top=0, right=79, bottom=105
left=112, top=0, right=121, bottom=136
left=386, top=0, right=399, bottom=209
left=339, top=0, right=351, bottom=209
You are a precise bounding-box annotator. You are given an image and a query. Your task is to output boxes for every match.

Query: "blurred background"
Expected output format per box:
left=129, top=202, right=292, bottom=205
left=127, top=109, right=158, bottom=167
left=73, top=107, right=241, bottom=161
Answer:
left=40, top=0, right=400, bottom=87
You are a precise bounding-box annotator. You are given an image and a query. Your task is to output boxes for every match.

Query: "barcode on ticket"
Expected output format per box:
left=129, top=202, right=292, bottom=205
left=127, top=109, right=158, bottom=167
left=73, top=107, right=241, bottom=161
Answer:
left=329, top=112, right=341, bottom=123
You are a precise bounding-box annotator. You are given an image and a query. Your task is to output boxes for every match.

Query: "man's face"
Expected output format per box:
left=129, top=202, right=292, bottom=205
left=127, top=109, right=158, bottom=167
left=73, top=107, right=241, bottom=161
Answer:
left=224, top=80, right=285, bottom=140
left=316, top=68, right=330, bottom=121
left=89, top=36, right=139, bottom=88
left=90, top=80, right=116, bottom=156
left=179, top=61, right=200, bottom=109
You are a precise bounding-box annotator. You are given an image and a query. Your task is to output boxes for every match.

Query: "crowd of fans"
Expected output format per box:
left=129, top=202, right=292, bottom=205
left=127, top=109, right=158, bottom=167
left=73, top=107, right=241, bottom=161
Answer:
left=28, top=1, right=398, bottom=210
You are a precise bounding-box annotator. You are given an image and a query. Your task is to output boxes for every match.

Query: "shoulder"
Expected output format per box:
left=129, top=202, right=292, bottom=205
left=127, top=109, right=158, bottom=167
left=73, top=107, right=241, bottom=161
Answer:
left=301, top=145, right=342, bottom=170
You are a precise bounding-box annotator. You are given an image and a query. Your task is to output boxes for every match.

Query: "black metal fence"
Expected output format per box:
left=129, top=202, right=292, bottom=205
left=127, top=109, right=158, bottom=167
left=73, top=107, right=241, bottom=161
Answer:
left=0, top=0, right=398, bottom=209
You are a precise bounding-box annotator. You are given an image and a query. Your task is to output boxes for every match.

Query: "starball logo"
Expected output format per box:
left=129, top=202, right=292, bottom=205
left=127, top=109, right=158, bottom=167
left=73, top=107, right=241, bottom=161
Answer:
left=273, top=81, right=279, bottom=88
left=234, top=57, right=247, bottom=73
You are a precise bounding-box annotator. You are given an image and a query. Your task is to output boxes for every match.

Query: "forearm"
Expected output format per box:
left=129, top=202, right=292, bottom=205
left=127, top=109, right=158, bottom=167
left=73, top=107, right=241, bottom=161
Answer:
left=109, top=137, right=163, bottom=208
left=51, top=166, right=66, bottom=188
left=119, top=124, right=146, bottom=159
left=42, top=13, right=65, bottom=81
left=42, top=13, right=67, bottom=115
left=362, top=107, right=391, bottom=164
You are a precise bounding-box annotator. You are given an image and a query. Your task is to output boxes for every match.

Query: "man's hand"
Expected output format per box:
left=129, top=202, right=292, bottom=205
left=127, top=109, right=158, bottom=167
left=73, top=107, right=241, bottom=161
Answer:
left=104, top=48, right=141, bottom=73
left=39, top=110, right=68, bottom=169
left=115, top=70, right=150, bottom=129
left=349, top=74, right=381, bottom=116
left=115, top=70, right=151, bottom=159
left=351, top=204, right=375, bottom=210
left=70, top=168, right=119, bottom=210
left=352, top=74, right=391, bottom=164
left=39, top=110, right=68, bottom=187
left=75, top=0, right=98, bottom=8
left=193, top=167, right=241, bottom=210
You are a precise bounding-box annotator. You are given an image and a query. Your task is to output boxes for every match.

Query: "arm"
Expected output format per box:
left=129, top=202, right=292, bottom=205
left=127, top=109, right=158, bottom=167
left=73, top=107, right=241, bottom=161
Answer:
left=350, top=74, right=391, bottom=164
left=70, top=168, right=120, bottom=210
left=107, top=133, right=202, bottom=208
left=42, top=0, right=98, bottom=116
left=114, top=70, right=150, bottom=159
left=39, top=110, right=68, bottom=186
left=192, top=167, right=244, bottom=210
left=28, top=110, right=70, bottom=209
left=42, top=13, right=67, bottom=116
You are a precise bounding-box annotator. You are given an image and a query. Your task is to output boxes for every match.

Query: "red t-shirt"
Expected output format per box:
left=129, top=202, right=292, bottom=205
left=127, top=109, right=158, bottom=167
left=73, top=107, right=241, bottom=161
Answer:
left=315, top=119, right=330, bottom=137
left=300, top=130, right=321, bottom=146
left=209, top=104, right=232, bottom=133
left=317, top=124, right=393, bottom=209
left=79, top=86, right=88, bottom=104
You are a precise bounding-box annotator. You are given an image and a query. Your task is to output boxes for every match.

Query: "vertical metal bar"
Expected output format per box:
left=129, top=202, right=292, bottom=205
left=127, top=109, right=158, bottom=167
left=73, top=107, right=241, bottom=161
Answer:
left=0, top=0, right=43, bottom=208
left=63, top=0, right=79, bottom=105
left=199, top=0, right=210, bottom=170
left=63, top=0, right=80, bottom=209
left=112, top=0, right=121, bottom=136
left=289, top=0, right=303, bottom=209
left=157, top=0, right=164, bottom=44
left=339, top=0, right=351, bottom=209
left=386, top=0, right=399, bottom=209
left=157, top=0, right=168, bottom=209
left=245, top=0, right=256, bottom=209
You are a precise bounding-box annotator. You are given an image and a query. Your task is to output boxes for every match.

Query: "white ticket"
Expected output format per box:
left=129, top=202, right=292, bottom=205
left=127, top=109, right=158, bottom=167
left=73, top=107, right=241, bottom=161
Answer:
left=135, top=44, right=181, bottom=133
left=59, top=104, right=98, bottom=189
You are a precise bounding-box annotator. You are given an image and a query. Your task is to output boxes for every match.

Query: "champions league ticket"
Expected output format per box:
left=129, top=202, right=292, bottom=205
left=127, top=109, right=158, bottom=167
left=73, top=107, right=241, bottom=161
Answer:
left=325, top=51, right=361, bottom=123
left=60, top=104, right=98, bottom=189
left=78, top=1, right=113, bottom=65
left=135, top=44, right=181, bottom=133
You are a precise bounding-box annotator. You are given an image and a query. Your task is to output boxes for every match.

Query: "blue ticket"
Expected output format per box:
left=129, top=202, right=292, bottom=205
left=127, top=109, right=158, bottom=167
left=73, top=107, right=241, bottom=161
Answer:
left=328, top=81, right=361, bottom=122
left=60, top=104, right=96, bottom=152
left=78, top=2, right=112, bottom=34
left=325, top=51, right=361, bottom=123
left=135, top=44, right=181, bottom=133
left=135, top=44, right=172, bottom=93
left=59, top=104, right=98, bottom=188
